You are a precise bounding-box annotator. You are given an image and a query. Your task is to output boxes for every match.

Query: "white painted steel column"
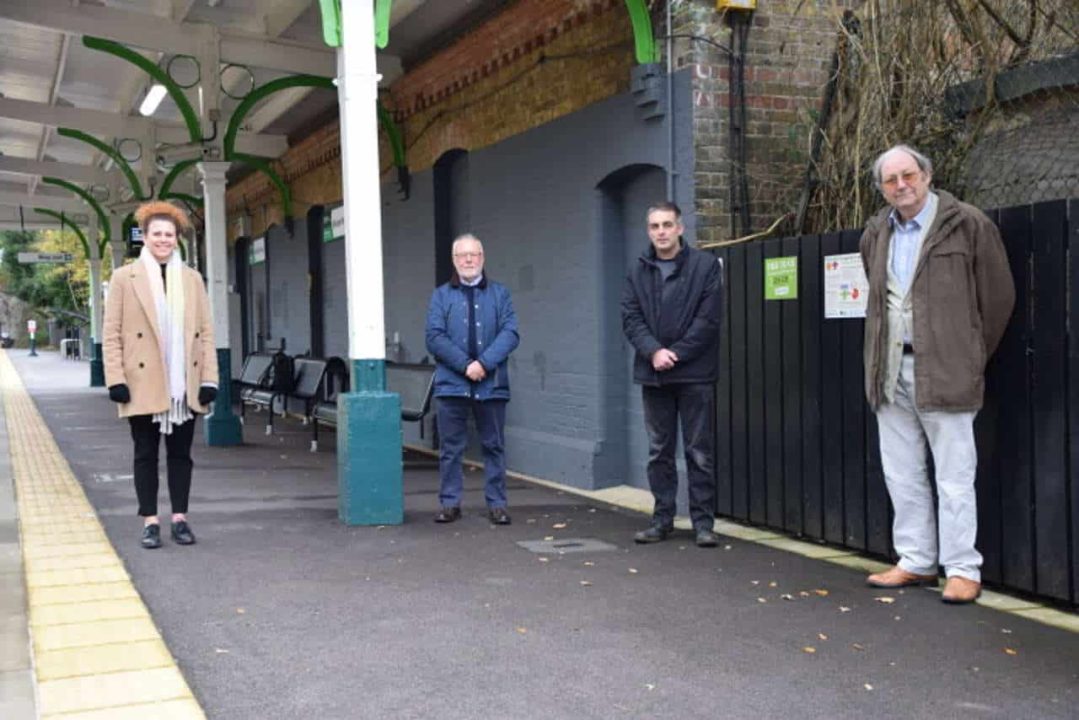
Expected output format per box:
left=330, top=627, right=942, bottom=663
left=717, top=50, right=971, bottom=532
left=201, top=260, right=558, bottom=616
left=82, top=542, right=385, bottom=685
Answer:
left=198, top=162, right=231, bottom=345
left=108, top=213, right=124, bottom=270
left=87, top=227, right=102, bottom=343
left=338, top=0, right=385, bottom=361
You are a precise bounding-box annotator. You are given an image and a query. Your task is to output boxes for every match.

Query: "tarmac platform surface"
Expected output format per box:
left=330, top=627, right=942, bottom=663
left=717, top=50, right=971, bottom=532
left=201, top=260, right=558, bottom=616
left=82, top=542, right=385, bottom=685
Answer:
left=3, top=349, right=1078, bottom=719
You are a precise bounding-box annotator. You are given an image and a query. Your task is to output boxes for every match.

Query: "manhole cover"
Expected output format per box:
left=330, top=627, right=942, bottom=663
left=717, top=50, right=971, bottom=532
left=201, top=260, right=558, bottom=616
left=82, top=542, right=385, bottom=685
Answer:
left=516, top=538, right=618, bottom=554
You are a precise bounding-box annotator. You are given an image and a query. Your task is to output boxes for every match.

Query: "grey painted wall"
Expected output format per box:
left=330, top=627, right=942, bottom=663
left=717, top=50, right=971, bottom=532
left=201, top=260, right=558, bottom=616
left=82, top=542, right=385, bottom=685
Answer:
left=266, top=222, right=311, bottom=355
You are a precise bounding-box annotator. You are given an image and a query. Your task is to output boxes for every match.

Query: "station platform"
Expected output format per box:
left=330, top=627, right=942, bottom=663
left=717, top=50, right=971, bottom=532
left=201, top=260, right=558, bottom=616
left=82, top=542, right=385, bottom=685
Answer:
left=1, top=349, right=1077, bottom=719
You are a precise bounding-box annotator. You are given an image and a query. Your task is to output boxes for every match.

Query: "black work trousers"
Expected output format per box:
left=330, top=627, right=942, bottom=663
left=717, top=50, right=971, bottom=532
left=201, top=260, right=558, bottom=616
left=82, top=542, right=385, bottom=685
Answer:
left=642, top=383, right=717, bottom=531
left=129, top=415, right=197, bottom=517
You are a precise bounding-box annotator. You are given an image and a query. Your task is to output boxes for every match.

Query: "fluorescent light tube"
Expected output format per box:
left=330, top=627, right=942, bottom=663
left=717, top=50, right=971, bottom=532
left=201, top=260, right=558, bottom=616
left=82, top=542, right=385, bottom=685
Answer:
left=139, top=84, right=168, bottom=116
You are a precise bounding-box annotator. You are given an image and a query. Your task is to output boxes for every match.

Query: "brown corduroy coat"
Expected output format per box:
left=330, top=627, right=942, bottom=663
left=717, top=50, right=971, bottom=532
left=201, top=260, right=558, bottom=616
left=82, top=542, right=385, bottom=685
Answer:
left=102, top=260, right=217, bottom=418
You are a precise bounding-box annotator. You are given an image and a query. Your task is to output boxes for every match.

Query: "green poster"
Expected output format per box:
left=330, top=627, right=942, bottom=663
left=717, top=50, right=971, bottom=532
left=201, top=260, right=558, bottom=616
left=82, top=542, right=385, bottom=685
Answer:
left=764, top=256, right=798, bottom=300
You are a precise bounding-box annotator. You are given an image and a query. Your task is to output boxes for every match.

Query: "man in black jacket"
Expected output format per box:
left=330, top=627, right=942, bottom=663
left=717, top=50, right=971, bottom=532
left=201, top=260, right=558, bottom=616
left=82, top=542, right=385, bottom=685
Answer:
left=622, top=201, right=722, bottom=548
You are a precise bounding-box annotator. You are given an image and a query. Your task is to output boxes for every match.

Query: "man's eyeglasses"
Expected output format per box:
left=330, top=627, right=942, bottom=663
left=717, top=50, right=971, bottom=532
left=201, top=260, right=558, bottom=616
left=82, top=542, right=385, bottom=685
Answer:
left=454, top=252, right=483, bottom=259
left=881, top=170, right=922, bottom=189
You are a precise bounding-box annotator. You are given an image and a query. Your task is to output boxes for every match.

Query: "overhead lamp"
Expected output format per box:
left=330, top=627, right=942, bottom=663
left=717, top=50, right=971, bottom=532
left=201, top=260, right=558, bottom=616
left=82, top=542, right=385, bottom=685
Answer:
left=139, top=84, right=168, bottom=117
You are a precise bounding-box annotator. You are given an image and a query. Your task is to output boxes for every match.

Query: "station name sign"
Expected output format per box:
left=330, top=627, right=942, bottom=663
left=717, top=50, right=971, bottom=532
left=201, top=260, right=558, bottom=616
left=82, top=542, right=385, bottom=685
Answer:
left=17, top=252, right=74, bottom=264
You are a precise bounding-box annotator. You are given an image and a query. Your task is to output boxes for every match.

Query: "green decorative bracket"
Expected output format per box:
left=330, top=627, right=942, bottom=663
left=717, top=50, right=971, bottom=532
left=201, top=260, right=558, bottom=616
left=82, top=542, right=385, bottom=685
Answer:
left=42, top=177, right=110, bottom=252
left=231, top=153, right=292, bottom=218
left=375, top=0, right=393, bottom=49
left=377, top=102, right=410, bottom=200
left=624, top=0, right=660, bottom=64
left=318, top=0, right=392, bottom=48
left=158, top=159, right=200, bottom=203
left=318, top=0, right=342, bottom=48
left=32, top=208, right=90, bottom=259
left=57, top=128, right=148, bottom=201
left=83, top=35, right=202, bottom=143
left=223, top=75, right=335, bottom=160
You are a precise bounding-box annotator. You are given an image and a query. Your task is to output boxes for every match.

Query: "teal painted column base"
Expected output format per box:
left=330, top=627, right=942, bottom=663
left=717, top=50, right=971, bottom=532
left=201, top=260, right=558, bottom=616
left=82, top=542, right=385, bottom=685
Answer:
left=89, top=341, right=105, bottom=387
left=338, top=358, right=403, bottom=525
left=205, top=348, right=243, bottom=446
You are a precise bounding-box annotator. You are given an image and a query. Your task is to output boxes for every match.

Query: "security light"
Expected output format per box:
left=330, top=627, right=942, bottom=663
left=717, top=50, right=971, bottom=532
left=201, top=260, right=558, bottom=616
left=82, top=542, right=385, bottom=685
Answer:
left=139, top=84, right=167, bottom=117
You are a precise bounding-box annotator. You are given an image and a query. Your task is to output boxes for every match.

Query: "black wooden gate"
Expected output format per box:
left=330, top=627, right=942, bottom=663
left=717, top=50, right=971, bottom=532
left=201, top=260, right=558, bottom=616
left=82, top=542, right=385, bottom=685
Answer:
left=711, top=198, right=1078, bottom=605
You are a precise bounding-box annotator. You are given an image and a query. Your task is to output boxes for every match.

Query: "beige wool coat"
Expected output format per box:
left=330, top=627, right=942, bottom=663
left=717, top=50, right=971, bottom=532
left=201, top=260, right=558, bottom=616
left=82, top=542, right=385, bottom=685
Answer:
left=102, top=260, right=218, bottom=418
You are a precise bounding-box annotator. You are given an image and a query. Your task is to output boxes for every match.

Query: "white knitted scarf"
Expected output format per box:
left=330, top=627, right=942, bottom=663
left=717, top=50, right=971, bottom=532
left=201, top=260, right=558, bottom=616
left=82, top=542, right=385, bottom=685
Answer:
left=140, top=246, right=191, bottom=434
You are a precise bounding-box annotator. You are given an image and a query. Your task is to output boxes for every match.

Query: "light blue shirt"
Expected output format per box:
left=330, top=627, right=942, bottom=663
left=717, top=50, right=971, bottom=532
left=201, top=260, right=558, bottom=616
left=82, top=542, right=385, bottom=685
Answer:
left=888, top=192, right=938, bottom=294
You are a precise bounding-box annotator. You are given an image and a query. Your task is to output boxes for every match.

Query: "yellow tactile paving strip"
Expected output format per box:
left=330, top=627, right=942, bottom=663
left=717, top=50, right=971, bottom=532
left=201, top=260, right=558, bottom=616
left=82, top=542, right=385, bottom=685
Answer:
left=406, top=443, right=1079, bottom=634
left=0, top=351, right=207, bottom=719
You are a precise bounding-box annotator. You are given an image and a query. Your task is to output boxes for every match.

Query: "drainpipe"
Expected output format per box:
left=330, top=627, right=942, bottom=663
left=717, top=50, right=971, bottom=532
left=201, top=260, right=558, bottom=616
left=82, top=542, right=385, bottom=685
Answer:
left=666, top=0, right=675, bottom=203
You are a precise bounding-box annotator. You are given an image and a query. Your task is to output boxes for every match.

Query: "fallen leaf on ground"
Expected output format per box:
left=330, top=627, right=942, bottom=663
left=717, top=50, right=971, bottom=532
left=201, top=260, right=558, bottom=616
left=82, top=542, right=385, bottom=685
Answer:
left=628, top=568, right=639, bottom=574
left=781, top=594, right=794, bottom=601
left=583, top=561, right=595, bottom=566
left=875, top=597, right=896, bottom=604
left=580, top=580, right=592, bottom=587
left=814, top=589, right=830, bottom=597
left=544, top=536, right=555, bottom=541
left=553, top=523, right=568, bottom=529
left=768, top=581, right=778, bottom=588
left=799, top=591, right=811, bottom=597
left=724, top=545, right=732, bottom=550
left=839, top=606, right=852, bottom=613
left=802, top=646, right=816, bottom=654
left=526, top=518, right=537, bottom=524
left=538, top=557, right=549, bottom=563
left=1001, top=628, right=1013, bottom=634
left=751, top=580, right=760, bottom=586
left=214, top=648, right=229, bottom=654
left=851, top=643, right=865, bottom=651
left=864, top=684, right=874, bottom=691
left=236, top=608, right=246, bottom=614
left=1004, top=648, right=1018, bottom=656
left=516, top=627, right=528, bottom=634
left=645, top=684, right=656, bottom=691
left=757, top=597, right=767, bottom=603
left=818, top=633, right=828, bottom=641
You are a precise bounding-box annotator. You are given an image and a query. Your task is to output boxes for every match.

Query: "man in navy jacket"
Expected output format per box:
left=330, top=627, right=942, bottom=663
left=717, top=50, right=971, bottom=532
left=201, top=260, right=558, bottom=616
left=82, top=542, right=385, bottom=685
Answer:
left=426, top=234, right=520, bottom=525
left=622, top=202, right=722, bottom=547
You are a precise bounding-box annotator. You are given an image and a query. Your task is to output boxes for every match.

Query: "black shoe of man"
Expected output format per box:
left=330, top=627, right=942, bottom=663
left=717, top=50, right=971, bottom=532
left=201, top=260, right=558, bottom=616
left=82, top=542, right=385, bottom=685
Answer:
left=141, top=523, right=162, bottom=549
left=695, top=529, right=719, bottom=548
left=488, top=507, right=512, bottom=525
left=434, top=506, right=462, bottom=523
left=634, top=525, right=672, bottom=544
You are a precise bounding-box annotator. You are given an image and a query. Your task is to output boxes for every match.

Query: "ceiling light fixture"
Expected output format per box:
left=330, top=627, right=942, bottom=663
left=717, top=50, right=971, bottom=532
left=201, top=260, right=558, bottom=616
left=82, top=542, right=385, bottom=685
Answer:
left=139, top=84, right=168, bottom=116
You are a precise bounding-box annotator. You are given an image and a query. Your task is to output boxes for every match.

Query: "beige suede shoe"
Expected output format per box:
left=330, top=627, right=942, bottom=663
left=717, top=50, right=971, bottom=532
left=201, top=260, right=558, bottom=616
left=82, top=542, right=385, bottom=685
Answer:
left=941, top=576, right=982, bottom=604
left=866, top=565, right=938, bottom=588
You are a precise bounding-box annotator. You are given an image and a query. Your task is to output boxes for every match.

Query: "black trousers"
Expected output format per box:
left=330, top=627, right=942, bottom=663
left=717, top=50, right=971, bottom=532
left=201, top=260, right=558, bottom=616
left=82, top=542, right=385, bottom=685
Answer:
left=642, top=383, right=717, bottom=531
left=129, top=415, right=197, bottom=517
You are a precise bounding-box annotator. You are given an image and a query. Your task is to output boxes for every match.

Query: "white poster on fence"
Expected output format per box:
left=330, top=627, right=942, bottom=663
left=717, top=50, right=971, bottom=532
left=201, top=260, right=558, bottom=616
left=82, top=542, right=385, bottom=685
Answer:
left=823, top=253, right=868, bottom=318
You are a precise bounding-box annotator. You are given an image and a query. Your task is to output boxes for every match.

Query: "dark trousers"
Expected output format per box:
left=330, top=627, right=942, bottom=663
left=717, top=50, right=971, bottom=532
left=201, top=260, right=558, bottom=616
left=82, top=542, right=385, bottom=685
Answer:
left=129, top=415, right=197, bottom=517
left=436, top=397, right=508, bottom=509
left=642, top=383, right=717, bottom=531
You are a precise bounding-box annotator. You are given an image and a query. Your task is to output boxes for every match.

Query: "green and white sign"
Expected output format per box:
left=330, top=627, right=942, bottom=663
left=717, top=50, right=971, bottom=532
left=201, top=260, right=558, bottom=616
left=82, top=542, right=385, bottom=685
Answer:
left=249, top=237, right=266, bottom=265
left=764, top=256, right=798, bottom=300
left=323, top=206, right=345, bottom=243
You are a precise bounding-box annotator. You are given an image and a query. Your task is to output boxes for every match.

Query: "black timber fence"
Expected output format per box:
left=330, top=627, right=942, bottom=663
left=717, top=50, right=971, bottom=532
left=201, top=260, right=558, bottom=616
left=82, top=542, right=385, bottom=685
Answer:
left=710, top=198, right=1078, bottom=606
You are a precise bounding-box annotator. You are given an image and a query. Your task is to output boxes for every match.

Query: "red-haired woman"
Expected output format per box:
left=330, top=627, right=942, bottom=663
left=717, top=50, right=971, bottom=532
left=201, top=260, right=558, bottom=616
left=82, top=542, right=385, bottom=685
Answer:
left=103, top=201, right=218, bottom=549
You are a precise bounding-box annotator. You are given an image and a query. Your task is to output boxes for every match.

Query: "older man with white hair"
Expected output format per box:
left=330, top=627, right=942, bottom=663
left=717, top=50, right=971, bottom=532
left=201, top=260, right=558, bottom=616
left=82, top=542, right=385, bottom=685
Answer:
left=425, top=234, right=520, bottom=525
left=859, top=144, right=1015, bottom=603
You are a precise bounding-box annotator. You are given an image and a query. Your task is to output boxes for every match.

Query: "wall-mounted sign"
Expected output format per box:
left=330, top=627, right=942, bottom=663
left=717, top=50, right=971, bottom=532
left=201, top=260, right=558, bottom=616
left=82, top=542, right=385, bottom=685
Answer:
left=323, top=205, right=345, bottom=243
left=17, top=252, right=73, bottom=264
left=764, top=256, right=798, bottom=300
left=824, top=253, right=868, bottom=318
left=249, top=236, right=266, bottom=265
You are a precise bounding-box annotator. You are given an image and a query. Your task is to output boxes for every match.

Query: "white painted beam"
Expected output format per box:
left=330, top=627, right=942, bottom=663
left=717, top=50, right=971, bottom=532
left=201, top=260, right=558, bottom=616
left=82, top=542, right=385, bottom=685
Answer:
left=0, top=0, right=335, bottom=76
left=0, top=192, right=88, bottom=214
left=0, top=157, right=112, bottom=186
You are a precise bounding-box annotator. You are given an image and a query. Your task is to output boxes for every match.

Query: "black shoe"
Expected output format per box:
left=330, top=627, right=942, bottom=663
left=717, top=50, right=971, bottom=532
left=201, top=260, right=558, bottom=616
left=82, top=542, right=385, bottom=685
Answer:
left=488, top=507, right=512, bottom=525
left=170, top=520, right=196, bottom=545
left=695, top=529, right=719, bottom=548
left=141, top=524, right=162, bottom=549
left=434, top=506, right=462, bottom=523
left=634, top=525, right=672, bottom=544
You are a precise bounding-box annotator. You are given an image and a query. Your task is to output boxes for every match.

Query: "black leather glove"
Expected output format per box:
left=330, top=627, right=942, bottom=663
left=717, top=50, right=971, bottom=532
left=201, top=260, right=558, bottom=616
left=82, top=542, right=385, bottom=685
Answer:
left=198, top=385, right=218, bottom=406
left=108, top=384, right=131, bottom=404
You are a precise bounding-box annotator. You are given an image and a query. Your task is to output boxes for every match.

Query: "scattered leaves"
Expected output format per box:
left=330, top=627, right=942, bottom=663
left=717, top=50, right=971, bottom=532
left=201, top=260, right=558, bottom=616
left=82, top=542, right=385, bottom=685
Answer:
left=813, top=589, right=830, bottom=597
left=839, top=606, right=852, bottom=613
left=751, top=580, right=760, bottom=586
left=1001, top=628, right=1013, bottom=634
left=544, top=536, right=555, bottom=541
left=236, top=608, right=246, bottom=614
left=580, top=580, right=592, bottom=587
left=724, top=545, right=733, bottom=550
left=802, top=646, right=817, bottom=654
left=851, top=643, right=865, bottom=651
left=1004, top=648, right=1018, bottom=656
left=645, top=683, right=656, bottom=691
left=553, top=523, right=568, bottom=529
left=628, top=568, right=639, bottom=574
left=875, top=597, right=896, bottom=604
left=818, top=633, right=828, bottom=641
left=538, top=557, right=550, bottom=563
left=781, top=594, right=795, bottom=601
left=583, top=561, right=595, bottom=567
left=799, top=591, right=811, bottom=598
left=214, top=648, right=230, bottom=654
left=757, top=597, right=768, bottom=604
left=864, top=684, right=874, bottom=691
left=768, top=581, right=778, bottom=588
left=516, top=627, right=528, bottom=634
